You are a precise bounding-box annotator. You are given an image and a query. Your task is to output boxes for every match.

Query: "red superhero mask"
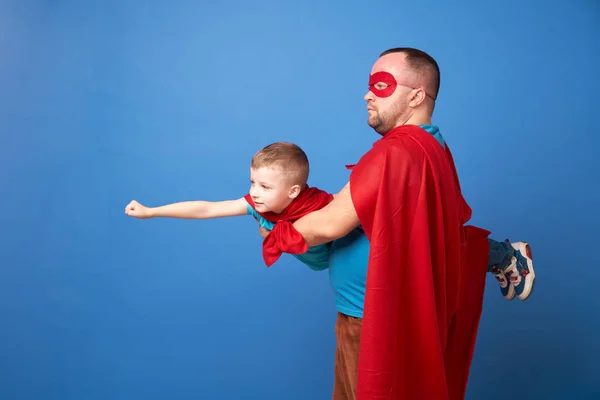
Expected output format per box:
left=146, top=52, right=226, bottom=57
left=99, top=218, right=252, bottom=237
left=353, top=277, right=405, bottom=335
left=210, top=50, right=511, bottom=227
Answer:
left=368, top=71, right=397, bottom=98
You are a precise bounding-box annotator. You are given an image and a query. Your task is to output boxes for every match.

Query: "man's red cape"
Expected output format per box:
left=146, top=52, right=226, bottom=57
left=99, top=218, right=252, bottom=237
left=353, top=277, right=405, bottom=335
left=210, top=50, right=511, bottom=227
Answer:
left=248, top=124, right=489, bottom=398
left=348, top=125, right=489, bottom=400
left=244, top=187, right=333, bottom=266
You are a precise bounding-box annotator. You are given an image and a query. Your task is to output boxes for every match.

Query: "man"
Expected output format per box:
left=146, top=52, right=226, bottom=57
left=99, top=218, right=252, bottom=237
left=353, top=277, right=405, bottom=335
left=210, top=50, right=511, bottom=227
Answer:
left=266, top=48, right=516, bottom=399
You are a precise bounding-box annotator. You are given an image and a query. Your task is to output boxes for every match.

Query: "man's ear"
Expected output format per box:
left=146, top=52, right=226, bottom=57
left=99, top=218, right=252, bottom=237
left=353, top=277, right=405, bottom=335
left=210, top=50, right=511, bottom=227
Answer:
left=409, top=87, right=427, bottom=107
left=288, top=184, right=302, bottom=199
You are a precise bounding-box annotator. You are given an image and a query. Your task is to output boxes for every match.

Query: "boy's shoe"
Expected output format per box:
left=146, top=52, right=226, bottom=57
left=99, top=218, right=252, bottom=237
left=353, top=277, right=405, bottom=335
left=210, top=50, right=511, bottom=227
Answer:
left=503, top=241, right=536, bottom=301
left=491, top=265, right=515, bottom=300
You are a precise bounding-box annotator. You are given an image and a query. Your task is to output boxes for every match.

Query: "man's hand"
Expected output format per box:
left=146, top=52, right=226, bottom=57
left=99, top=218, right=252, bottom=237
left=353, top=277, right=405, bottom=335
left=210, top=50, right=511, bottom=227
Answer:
left=125, top=200, right=153, bottom=219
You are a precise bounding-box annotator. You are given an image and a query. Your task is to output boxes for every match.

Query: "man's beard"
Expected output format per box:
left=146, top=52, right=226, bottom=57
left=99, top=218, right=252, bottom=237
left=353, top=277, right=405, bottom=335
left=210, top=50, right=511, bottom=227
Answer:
left=368, top=102, right=409, bottom=135
left=368, top=112, right=393, bottom=135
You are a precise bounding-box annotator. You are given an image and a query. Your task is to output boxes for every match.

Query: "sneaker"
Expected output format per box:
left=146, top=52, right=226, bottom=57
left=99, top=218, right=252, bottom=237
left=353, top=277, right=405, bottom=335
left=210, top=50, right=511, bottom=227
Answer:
left=503, top=241, right=535, bottom=301
left=490, top=265, right=515, bottom=300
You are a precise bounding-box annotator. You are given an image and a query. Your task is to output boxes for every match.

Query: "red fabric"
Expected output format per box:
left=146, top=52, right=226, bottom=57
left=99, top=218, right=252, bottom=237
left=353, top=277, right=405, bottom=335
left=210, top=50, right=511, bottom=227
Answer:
left=368, top=71, right=398, bottom=98
left=348, top=124, right=489, bottom=400
left=245, top=186, right=333, bottom=267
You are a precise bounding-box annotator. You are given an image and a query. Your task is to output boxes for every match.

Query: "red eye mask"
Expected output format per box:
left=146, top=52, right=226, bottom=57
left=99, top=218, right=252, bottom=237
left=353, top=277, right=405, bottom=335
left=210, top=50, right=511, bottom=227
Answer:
left=368, top=71, right=397, bottom=98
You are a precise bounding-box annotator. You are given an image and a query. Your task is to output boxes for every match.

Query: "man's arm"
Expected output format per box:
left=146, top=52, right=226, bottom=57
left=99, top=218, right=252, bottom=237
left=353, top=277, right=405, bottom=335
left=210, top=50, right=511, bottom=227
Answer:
left=125, top=198, right=249, bottom=220
left=292, top=181, right=360, bottom=247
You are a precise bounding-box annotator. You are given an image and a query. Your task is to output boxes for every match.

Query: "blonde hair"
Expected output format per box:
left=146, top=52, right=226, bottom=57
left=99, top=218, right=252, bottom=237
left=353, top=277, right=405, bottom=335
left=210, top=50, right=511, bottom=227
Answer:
left=251, top=142, right=309, bottom=187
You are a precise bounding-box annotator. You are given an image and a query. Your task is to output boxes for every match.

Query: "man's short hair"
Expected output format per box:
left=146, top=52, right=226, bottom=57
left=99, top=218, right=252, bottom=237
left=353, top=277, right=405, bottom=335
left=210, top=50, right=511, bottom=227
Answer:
left=380, top=47, right=440, bottom=100
left=251, top=142, right=310, bottom=187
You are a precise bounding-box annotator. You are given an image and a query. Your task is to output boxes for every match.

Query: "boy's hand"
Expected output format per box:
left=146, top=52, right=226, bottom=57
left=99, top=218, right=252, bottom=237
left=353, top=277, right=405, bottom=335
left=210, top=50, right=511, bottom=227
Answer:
left=258, top=226, right=270, bottom=238
left=125, top=200, right=153, bottom=219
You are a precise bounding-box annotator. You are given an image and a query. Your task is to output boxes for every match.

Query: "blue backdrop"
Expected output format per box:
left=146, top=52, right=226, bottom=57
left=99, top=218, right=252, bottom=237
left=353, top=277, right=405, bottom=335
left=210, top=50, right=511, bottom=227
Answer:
left=1, top=1, right=599, bottom=399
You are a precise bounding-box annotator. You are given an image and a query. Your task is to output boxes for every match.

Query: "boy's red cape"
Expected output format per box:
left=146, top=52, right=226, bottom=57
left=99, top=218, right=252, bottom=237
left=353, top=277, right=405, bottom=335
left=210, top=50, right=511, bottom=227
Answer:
left=244, top=187, right=333, bottom=266
left=251, top=124, right=489, bottom=399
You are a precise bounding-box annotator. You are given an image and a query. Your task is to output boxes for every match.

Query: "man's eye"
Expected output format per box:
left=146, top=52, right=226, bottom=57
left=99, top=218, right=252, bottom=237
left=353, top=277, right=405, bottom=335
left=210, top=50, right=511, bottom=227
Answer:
left=375, top=83, right=388, bottom=90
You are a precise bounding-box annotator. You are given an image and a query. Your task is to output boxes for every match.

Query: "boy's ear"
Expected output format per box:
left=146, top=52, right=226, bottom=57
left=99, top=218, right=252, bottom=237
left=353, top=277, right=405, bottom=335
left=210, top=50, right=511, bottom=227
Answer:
left=288, top=184, right=301, bottom=199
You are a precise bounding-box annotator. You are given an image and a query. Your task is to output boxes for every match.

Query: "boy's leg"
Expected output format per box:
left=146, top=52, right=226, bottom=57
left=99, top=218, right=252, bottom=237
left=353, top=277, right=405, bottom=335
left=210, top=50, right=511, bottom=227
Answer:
left=488, top=239, right=516, bottom=300
left=488, top=239, right=536, bottom=301
left=504, top=241, right=536, bottom=301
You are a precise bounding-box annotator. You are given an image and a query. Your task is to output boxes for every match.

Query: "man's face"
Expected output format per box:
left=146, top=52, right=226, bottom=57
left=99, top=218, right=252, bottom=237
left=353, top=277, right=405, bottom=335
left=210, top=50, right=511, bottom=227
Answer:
left=249, top=167, right=297, bottom=214
left=364, top=54, right=416, bottom=135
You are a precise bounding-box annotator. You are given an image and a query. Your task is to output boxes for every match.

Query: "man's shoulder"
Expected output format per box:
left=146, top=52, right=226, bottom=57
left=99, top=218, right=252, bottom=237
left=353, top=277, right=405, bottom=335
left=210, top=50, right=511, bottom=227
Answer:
left=359, top=132, right=428, bottom=165
left=380, top=125, right=449, bottom=160
left=350, top=126, right=452, bottom=181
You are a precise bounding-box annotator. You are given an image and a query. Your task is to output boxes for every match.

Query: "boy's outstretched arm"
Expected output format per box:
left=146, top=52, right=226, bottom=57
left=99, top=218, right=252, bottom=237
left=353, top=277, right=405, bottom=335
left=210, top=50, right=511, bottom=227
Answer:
left=124, top=198, right=248, bottom=220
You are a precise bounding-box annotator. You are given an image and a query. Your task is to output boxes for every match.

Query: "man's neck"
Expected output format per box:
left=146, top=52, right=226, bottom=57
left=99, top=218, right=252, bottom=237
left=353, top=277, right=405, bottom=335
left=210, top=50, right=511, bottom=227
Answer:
left=381, top=111, right=433, bottom=136
left=405, top=114, right=432, bottom=126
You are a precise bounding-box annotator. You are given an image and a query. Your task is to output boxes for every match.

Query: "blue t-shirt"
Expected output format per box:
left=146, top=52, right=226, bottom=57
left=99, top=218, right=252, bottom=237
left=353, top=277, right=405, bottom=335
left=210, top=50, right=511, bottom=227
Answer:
left=328, top=125, right=446, bottom=318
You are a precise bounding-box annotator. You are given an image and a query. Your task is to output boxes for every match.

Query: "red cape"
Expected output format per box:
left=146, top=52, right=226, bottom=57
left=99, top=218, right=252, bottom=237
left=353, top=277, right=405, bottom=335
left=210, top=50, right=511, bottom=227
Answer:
left=348, top=125, right=489, bottom=400
left=245, top=186, right=333, bottom=266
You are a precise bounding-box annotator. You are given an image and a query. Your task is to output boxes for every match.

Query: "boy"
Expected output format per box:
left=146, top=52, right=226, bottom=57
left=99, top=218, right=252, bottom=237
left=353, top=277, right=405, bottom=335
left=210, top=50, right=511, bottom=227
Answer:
left=125, top=141, right=535, bottom=301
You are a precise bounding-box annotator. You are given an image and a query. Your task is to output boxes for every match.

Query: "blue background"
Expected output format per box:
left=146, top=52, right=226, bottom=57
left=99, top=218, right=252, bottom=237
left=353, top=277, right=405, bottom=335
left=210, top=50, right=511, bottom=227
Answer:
left=1, top=1, right=599, bottom=399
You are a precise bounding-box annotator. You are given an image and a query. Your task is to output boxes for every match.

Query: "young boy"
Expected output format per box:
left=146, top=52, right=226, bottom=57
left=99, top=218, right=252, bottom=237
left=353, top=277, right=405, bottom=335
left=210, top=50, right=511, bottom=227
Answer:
left=125, top=141, right=535, bottom=301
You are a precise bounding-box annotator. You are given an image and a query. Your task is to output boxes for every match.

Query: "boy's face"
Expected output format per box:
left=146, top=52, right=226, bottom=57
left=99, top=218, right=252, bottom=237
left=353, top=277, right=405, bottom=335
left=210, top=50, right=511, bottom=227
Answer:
left=249, top=167, right=301, bottom=214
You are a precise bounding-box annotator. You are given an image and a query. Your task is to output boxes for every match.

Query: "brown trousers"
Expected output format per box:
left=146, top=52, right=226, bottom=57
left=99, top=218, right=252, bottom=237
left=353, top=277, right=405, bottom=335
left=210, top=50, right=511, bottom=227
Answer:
left=332, top=312, right=363, bottom=400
